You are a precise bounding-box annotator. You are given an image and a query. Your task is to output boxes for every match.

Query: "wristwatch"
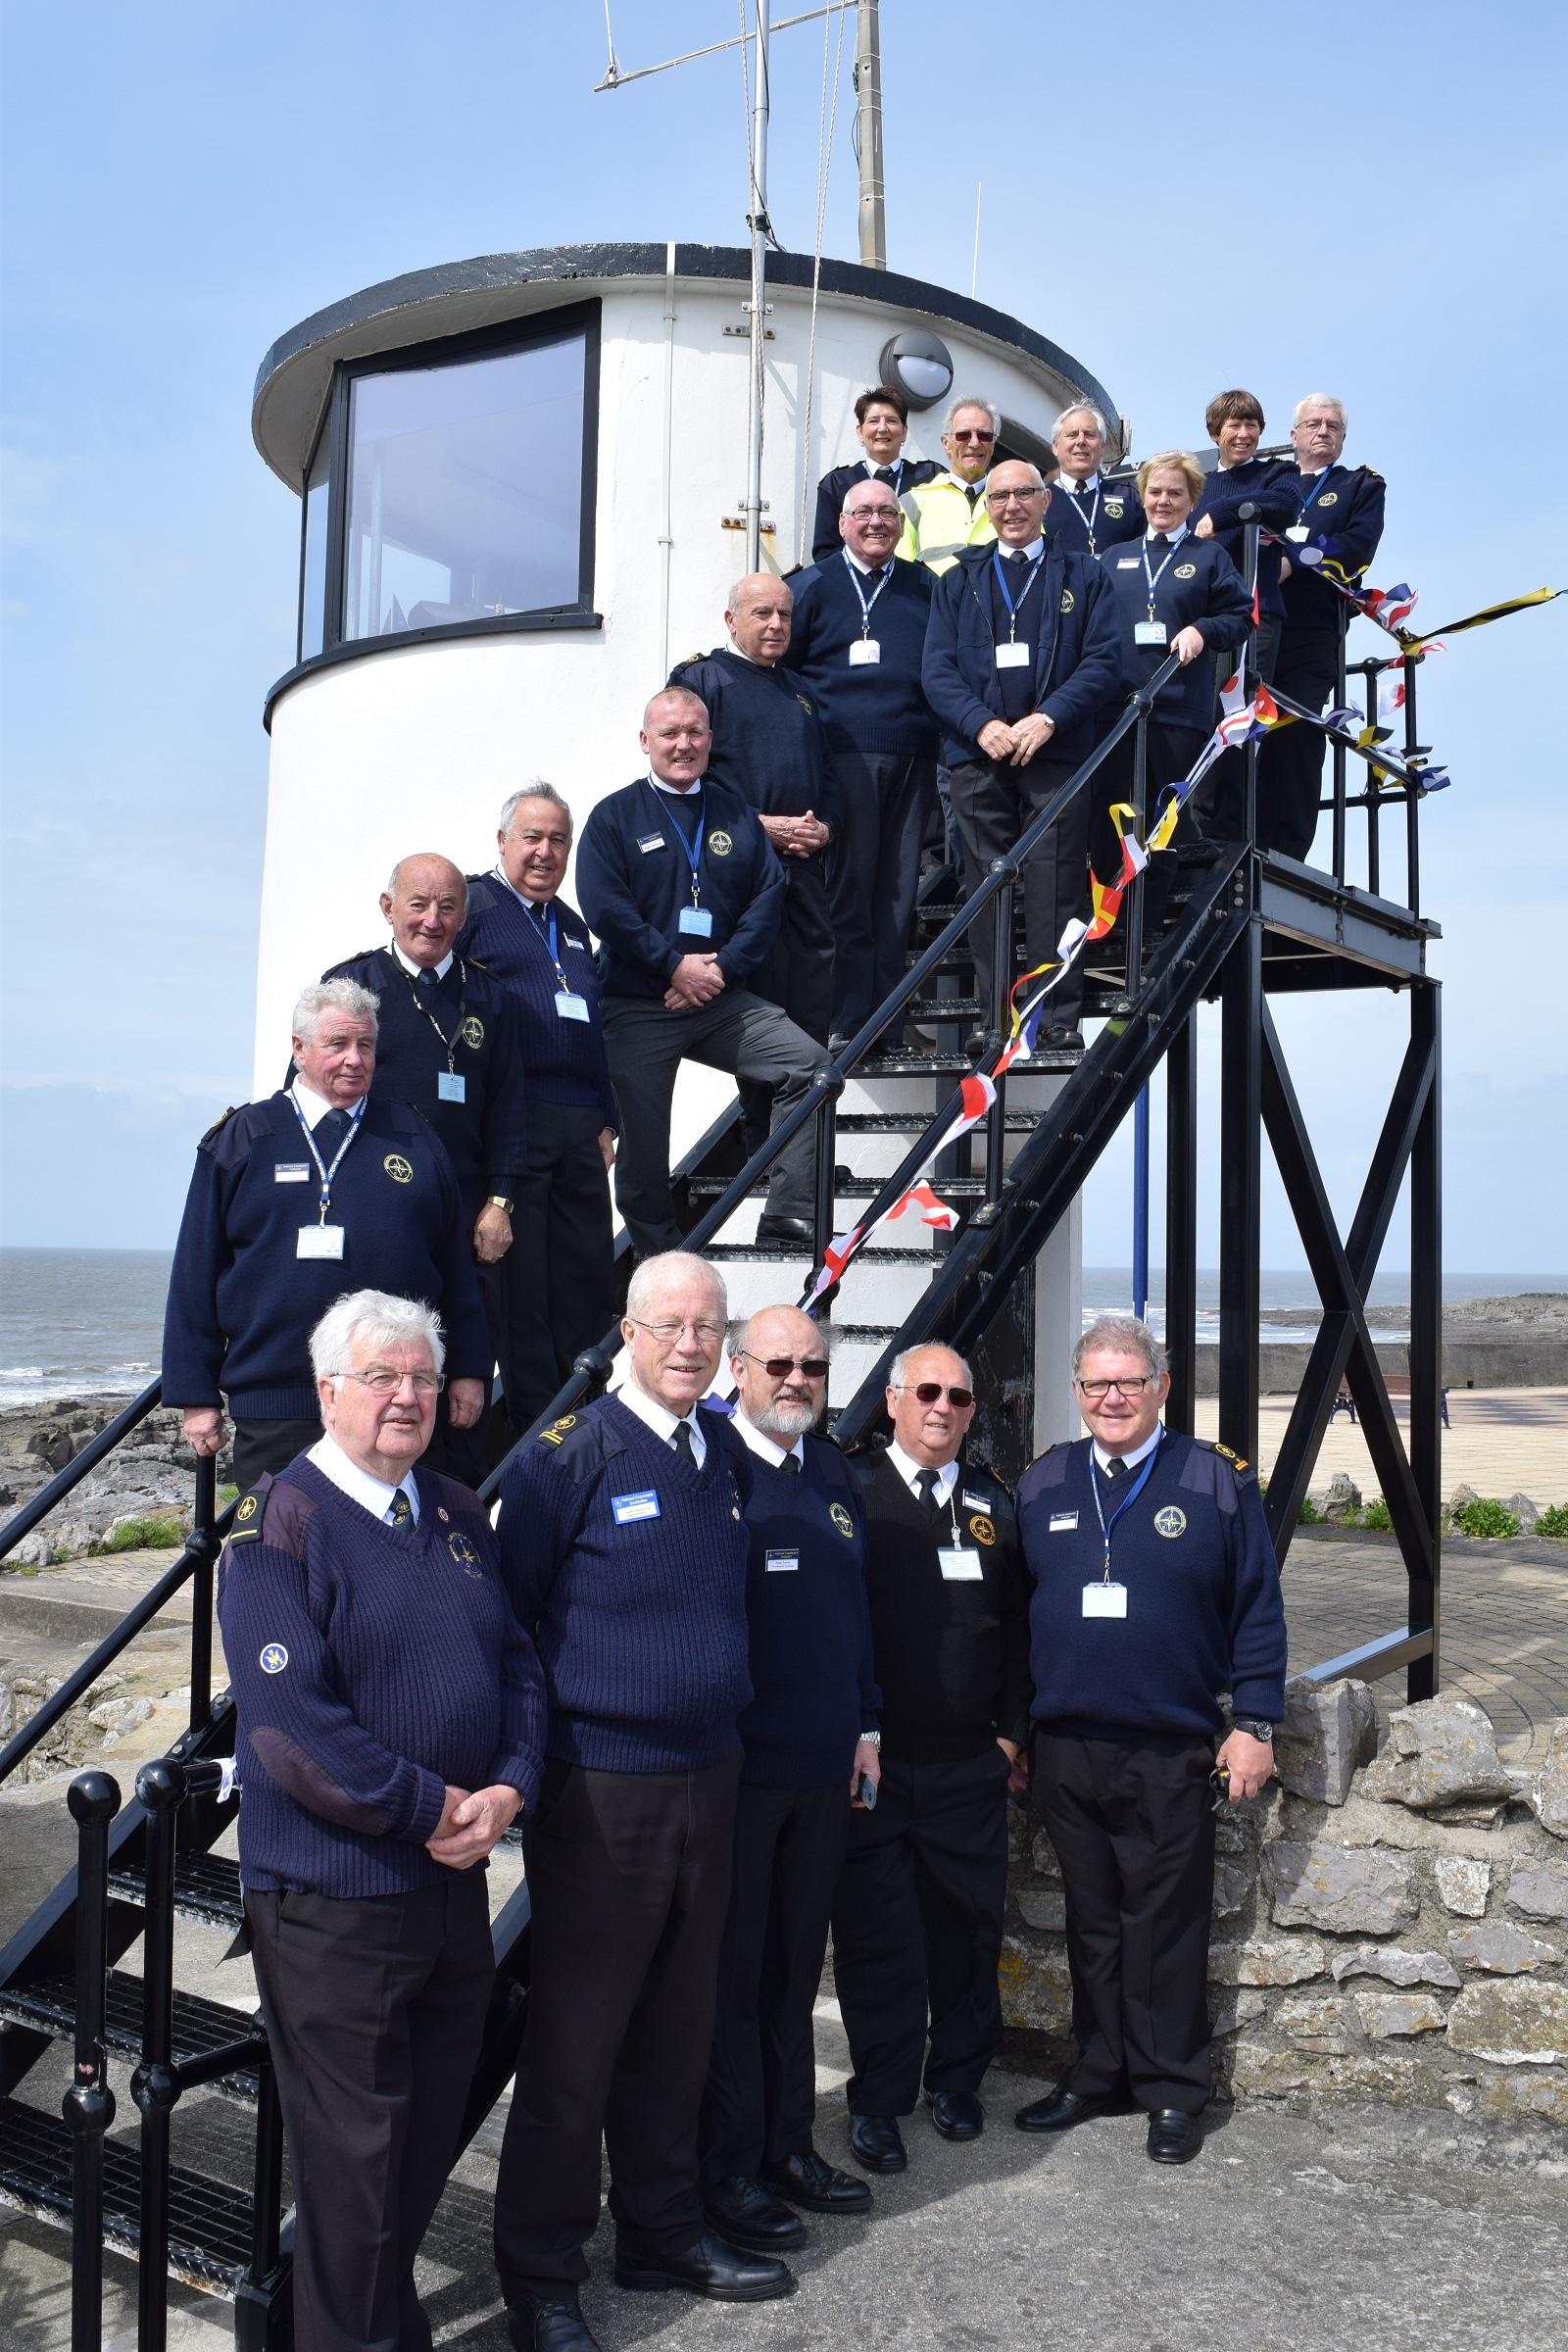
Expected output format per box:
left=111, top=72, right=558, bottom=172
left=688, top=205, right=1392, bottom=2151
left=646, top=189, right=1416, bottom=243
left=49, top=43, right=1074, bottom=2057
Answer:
left=485, top=1196, right=514, bottom=1214
left=859, top=1730, right=882, bottom=1748
left=1231, top=1717, right=1276, bottom=1743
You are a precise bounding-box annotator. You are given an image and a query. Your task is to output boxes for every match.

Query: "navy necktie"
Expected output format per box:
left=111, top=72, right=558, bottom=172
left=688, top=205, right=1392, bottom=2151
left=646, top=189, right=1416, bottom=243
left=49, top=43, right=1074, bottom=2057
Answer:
left=416, top=966, right=439, bottom=994
left=389, top=1488, right=414, bottom=1529
left=915, top=1467, right=941, bottom=1512
left=671, top=1420, right=696, bottom=1464
left=316, top=1107, right=351, bottom=1152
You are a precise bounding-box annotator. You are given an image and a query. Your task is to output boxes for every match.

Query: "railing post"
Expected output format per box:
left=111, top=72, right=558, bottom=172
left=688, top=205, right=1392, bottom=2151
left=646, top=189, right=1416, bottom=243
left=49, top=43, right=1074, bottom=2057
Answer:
left=187, top=1453, right=216, bottom=1737
left=1125, top=702, right=1148, bottom=994
left=984, top=874, right=1013, bottom=1206
left=1240, top=516, right=1261, bottom=848
left=1402, top=649, right=1421, bottom=916
left=1331, top=614, right=1348, bottom=881
left=64, top=1770, right=121, bottom=2352
left=1164, top=1008, right=1199, bottom=1434
left=132, top=1757, right=186, bottom=2352
left=233, top=2038, right=286, bottom=2352
left=1218, top=917, right=1262, bottom=1467
left=1407, top=980, right=1442, bottom=1701
left=1363, top=662, right=1381, bottom=897
left=811, top=1085, right=838, bottom=1273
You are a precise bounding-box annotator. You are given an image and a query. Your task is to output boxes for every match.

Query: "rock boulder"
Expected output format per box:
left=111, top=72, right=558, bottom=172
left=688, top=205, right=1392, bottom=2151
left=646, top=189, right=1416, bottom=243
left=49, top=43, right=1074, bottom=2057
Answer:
left=1361, top=1694, right=1516, bottom=1811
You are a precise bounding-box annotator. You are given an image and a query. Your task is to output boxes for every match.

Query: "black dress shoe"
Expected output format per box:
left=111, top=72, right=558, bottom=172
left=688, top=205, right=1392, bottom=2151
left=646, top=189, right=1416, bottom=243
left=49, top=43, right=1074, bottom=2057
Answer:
left=1013, top=2086, right=1133, bottom=2133
left=613, top=2230, right=795, bottom=2301
left=1147, top=2108, right=1204, bottom=2164
left=761, top=2148, right=872, bottom=2213
left=925, top=2088, right=984, bottom=2141
left=848, top=2113, right=906, bottom=2174
left=755, top=1213, right=814, bottom=1247
left=701, top=2175, right=807, bottom=2251
left=1043, top=1024, right=1085, bottom=1052
left=963, top=1027, right=989, bottom=1057
left=506, top=2292, right=603, bottom=2352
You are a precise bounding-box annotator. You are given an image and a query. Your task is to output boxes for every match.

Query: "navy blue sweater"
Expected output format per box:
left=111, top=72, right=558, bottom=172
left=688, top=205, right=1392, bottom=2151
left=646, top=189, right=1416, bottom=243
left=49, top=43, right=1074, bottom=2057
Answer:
left=1101, top=533, right=1253, bottom=728
left=1193, top=457, right=1299, bottom=620
left=667, top=648, right=840, bottom=834
left=1017, top=1432, right=1287, bottom=1740
left=1043, top=474, right=1145, bottom=560
left=459, top=879, right=619, bottom=1134
left=219, top=1457, right=546, bottom=1895
left=497, top=1395, right=754, bottom=1773
left=781, top=555, right=938, bottom=755
left=307, top=949, right=527, bottom=1210
left=811, top=456, right=942, bottom=563
left=922, top=541, right=1123, bottom=767
left=575, top=776, right=784, bottom=1001
left=716, top=1423, right=879, bottom=1788
left=1280, top=463, right=1386, bottom=633
left=162, top=1095, right=490, bottom=1419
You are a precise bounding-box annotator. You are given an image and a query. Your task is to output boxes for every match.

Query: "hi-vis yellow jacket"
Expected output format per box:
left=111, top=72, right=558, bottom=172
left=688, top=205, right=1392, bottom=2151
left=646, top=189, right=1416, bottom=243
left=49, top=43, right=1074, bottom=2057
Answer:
left=896, top=473, right=997, bottom=574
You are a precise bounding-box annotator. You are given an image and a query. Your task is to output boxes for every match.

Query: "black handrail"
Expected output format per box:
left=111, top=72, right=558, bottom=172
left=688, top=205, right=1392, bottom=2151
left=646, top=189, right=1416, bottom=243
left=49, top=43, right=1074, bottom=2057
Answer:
left=64, top=1769, right=121, bottom=2352
left=0, top=1378, right=165, bottom=1559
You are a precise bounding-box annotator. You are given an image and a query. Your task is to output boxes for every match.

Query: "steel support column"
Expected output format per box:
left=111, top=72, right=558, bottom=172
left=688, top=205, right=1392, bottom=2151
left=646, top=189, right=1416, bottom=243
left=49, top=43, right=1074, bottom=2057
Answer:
left=1406, top=979, right=1443, bottom=1697
left=1218, top=916, right=1262, bottom=1464
left=1164, top=1009, right=1198, bottom=1434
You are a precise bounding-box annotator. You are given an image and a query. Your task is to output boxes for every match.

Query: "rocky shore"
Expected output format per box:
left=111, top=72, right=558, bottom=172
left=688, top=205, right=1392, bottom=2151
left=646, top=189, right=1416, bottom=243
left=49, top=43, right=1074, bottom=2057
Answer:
left=0, top=1396, right=233, bottom=1565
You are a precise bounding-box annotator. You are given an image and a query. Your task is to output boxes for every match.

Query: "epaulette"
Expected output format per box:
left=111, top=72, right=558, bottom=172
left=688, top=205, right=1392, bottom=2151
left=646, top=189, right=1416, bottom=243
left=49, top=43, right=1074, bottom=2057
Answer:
left=1359, top=466, right=1384, bottom=480
left=466, top=956, right=492, bottom=974
left=1198, top=1437, right=1252, bottom=1476
left=225, top=1481, right=271, bottom=1544
left=535, top=1411, right=581, bottom=1449
left=199, top=1105, right=241, bottom=1147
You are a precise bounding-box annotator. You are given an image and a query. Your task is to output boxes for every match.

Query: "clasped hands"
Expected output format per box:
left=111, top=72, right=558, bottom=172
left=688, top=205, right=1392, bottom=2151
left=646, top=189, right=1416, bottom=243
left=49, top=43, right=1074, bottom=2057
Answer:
left=760, top=810, right=831, bottom=859
left=427, top=1782, right=522, bottom=1868
left=665, top=953, right=726, bottom=1010
left=977, top=712, right=1055, bottom=767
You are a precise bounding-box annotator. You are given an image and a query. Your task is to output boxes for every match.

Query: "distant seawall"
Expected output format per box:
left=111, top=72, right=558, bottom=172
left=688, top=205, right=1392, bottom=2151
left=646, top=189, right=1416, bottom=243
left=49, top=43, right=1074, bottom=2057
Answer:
left=1198, top=1340, right=1568, bottom=1396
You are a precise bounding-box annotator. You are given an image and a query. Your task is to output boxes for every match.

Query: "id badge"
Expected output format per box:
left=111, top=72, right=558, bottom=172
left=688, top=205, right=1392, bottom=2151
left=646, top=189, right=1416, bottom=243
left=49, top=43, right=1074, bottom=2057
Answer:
left=939, top=1546, right=983, bottom=1582
left=273, top=1162, right=311, bottom=1183
left=637, top=832, right=665, bottom=854
left=678, top=906, right=714, bottom=937
left=554, top=992, right=591, bottom=1022
left=765, top=1548, right=801, bottom=1574
left=1050, top=1511, right=1079, bottom=1533
left=995, top=641, right=1031, bottom=669
left=611, top=1490, right=661, bottom=1525
left=437, top=1071, right=466, bottom=1102
left=848, top=639, right=881, bottom=665
left=1286, top=524, right=1310, bottom=543
left=1083, top=1582, right=1128, bottom=1619
left=1134, top=621, right=1167, bottom=646
left=297, top=1224, right=346, bottom=1260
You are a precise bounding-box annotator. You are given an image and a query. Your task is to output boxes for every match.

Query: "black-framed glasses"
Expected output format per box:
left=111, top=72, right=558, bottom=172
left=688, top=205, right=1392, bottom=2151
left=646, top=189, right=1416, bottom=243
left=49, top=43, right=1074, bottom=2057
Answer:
left=739, top=1351, right=831, bottom=1380
left=900, top=1381, right=975, bottom=1408
left=1076, top=1375, right=1152, bottom=1398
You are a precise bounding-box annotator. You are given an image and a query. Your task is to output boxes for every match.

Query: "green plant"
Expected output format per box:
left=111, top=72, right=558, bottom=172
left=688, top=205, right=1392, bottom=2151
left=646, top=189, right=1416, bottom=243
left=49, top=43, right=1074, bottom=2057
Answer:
left=1361, top=1496, right=1393, bottom=1531
left=93, top=1516, right=185, bottom=1554
left=1456, top=1495, right=1519, bottom=1540
left=1298, top=1495, right=1325, bottom=1526
left=219, top=1484, right=239, bottom=1507
left=1537, top=1502, right=1568, bottom=1540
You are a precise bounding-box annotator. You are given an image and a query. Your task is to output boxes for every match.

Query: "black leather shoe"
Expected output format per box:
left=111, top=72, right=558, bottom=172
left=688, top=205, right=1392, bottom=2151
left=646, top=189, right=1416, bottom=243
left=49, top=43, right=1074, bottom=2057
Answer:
left=925, top=2089, right=984, bottom=2141
left=506, top=2293, right=603, bottom=2352
left=1147, top=2108, right=1204, bottom=2164
left=1043, top=1024, right=1085, bottom=1052
left=755, top=1213, right=814, bottom=1248
left=613, top=2230, right=795, bottom=2301
left=701, top=2175, right=807, bottom=2251
left=761, top=2148, right=872, bottom=2213
left=848, top=2113, right=906, bottom=2174
left=1013, top=2086, right=1133, bottom=2133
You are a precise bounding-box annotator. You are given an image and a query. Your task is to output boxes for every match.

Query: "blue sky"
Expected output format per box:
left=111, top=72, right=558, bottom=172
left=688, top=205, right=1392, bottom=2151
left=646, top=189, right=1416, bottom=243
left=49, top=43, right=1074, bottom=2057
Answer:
left=2, top=0, right=1565, bottom=1280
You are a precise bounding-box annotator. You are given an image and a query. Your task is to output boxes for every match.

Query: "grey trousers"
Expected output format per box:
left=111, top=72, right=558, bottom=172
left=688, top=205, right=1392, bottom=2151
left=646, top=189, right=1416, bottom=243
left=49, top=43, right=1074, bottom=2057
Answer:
left=601, top=989, right=831, bottom=1256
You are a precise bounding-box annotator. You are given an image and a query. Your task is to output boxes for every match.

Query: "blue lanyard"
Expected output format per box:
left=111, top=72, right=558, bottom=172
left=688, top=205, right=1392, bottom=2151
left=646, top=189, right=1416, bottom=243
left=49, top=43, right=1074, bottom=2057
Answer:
left=1089, top=1434, right=1164, bottom=1577
left=290, top=1089, right=366, bottom=1222
left=992, top=547, right=1044, bottom=638
left=1069, top=478, right=1102, bottom=545
left=648, top=781, right=705, bottom=906
left=1141, top=533, right=1185, bottom=617
left=1298, top=466, right=1338, bottom=517
left=843, top=551, right=893, bottom=636
left=524, top=897, right=573, bottom=991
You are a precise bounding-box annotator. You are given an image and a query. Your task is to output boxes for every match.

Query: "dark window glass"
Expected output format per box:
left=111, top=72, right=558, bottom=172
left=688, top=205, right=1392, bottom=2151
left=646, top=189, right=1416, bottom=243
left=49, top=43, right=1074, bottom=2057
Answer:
left=342, top=331, right=585, bottom=641
left=300, top=428, right=330, bottom=662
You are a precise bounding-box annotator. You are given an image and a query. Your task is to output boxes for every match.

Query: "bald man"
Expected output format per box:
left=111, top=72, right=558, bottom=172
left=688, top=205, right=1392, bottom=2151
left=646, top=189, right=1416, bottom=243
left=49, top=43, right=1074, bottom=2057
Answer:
left=575, top=690, right=833, bottom=1258
left=315, top=853, right=527, bottom=1476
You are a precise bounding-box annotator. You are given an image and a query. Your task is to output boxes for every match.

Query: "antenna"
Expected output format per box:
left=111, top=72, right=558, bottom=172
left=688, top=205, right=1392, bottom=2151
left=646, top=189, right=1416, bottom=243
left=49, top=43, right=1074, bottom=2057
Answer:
left=853, top=1, right=886, bottom=269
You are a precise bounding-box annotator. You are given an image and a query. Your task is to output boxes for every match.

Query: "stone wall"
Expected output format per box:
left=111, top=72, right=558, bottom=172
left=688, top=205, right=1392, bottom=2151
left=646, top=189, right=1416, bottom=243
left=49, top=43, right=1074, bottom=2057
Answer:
left=1002, top=1690, right=1568, bottom=2123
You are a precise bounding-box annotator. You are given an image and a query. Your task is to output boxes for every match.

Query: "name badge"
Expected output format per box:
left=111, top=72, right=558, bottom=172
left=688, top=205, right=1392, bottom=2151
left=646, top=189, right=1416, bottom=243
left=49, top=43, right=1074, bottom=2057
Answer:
left=555, top=992, right=591, bottom=1022
left=765, top=1548, right=801, bottom=1573
left=637, top=833, right=665, bottom=854
left=1116, top=558, right=1141, bottom=569
left=297, top=1225, right=346, bottom=1260
left=437, top=1071, right=466, bottom=1102
left=995, top=642, right=1031, bottom=669
left=961, top=1489, right=990, bottom=1512
left=273, top=1162, right=311, bottom=1183
left=612, top=1490, right=661, bottom=1525
left=1050, top=1511, right=1079, bottom=1533
left=1134, top=621, right=1168, bottom=645
left=564, top=935, right=587, bottom=950
left=677, top=906, right=714, bottom=937
left=1286, top=524, right=1310, bottom=543
left=849, top=639, right=881, bottom=665
left=1083, top=1582, right=1128, bottom=1619
left=939, top=1546, right=983, bottom=1581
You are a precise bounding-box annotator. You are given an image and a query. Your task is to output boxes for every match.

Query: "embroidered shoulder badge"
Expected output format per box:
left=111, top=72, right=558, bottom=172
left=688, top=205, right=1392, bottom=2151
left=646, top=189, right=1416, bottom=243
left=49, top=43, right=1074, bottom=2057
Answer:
left=969, top=1513, right=996, bottom=1546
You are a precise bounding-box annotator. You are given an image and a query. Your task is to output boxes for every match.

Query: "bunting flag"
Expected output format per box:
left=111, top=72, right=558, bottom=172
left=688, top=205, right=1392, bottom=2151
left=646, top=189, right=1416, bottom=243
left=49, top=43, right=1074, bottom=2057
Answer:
left=1354, top=582, right=1420, bottom=632
left=885, top=1181, right=961, bottom=1231
left=1396, top=585, right=1562, bottom=649
left=1145, top=680, right=1281, bottom=854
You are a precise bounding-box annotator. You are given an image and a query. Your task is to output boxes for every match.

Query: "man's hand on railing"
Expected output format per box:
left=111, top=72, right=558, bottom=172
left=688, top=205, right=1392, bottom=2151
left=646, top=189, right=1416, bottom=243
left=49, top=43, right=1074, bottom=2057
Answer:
left=664, top=953, right=726, bottom=1010
left=1172, top=625, right=1207, bottom=665
left=182, top=1407, right=225, bottom=1458
left=1193, top=514, right=1214, bottom=539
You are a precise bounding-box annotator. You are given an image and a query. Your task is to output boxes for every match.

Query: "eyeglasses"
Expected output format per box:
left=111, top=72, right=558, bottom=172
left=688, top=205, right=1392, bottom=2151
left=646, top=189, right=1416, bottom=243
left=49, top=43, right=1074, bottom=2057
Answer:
left=344, top=1368, right=444, bottom=1396
left=987, top=489, right=1044, bottom=507
left=899, top=1382, right=975, bottom=1408
left=739, top=1351, right=831, bottom=1380
left=630, top=1318, right=727, bottom=1347
left=949, top=427, right=995, bottom=444
left=1075, top=1376, right=1152, bottom=1398
left=845, top=507, right=899, bottom=522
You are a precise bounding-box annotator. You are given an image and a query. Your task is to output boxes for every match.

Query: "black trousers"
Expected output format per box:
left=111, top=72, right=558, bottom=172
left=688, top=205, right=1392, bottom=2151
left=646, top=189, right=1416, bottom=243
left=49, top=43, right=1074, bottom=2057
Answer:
left=701, top=1781, right=849, bottom=2181
left=947, top=753, right=1088, bottom=1028
left=421, top=1199, right=503, bottom=1486
left=493, top=1754, right=742, bottom=2294
left=1032, top=1729, right=1216, bottom=2116
left=742, top=858, right=836, bottom=1159
left=824, top=746, right=937, bottom=1038
left=1259, top=622, right=1342, bottom=861
left=1197, top=613, right=1281, bottom=844
left=231, top=1416, right=323, bottom=1487
left=1090, top=719, right=1206, bottom=953
left=503, top=1102, right=615, bottom=1434
left=247, top=1873, right=494, bottom=2352
left=600, top=991, right=830, bottom=1257
left=830, top=1746, right=1011, bottom=2115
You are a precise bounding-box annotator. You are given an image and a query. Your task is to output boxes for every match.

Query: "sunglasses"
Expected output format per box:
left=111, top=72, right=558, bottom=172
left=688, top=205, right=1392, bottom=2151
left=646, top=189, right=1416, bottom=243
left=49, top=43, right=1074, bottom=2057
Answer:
left=950, top=427, right=995, bottom=444
left=740, top=1351, right=831, bottom=1380
left=900, top=1382, right=975, bottom=1408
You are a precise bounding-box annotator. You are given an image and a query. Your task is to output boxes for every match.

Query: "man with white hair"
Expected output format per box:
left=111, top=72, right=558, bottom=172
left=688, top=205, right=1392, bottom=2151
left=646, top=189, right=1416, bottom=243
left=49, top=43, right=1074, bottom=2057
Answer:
left=493, top=1252, right=794, bottom=2348
left=163, top=977, right=490, bottom=1486
left=1043, top=404, right=1144, bottom=560
left=220, top=1288, right=545, bottom=2352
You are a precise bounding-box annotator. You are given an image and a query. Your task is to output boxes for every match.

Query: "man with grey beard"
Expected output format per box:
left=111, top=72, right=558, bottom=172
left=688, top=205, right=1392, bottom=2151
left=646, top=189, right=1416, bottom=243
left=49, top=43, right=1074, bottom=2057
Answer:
left=700, top=1306, right=882, bottom=2255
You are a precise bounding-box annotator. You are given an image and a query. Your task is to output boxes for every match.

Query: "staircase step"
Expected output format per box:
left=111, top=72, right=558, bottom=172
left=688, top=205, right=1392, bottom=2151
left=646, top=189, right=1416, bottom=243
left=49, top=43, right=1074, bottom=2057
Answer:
left=109, top=1850, right=245, bottom=1934
left=837, top=1111, right=1037, bottom=1133
left=0, top=1973, right=260, bottom=2101
left=0, top=2094, right=258, bottom=2294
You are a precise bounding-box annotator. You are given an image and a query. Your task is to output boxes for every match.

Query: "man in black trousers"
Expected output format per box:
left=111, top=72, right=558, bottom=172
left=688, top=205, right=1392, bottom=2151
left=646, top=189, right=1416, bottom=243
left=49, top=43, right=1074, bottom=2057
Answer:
left=834, top=1344, right=1031, bottom=2176
left=701, top=1303, right=880, bottom=2253
left=922, top=461, right=1122, bottom=1055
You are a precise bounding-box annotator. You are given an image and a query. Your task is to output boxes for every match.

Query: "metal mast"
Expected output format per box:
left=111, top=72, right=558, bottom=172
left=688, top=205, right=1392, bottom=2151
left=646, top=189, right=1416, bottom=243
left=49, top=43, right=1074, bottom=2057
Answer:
left=855, top=0, right=886, bottom=270
left=744, top=0, right=772, bottom=570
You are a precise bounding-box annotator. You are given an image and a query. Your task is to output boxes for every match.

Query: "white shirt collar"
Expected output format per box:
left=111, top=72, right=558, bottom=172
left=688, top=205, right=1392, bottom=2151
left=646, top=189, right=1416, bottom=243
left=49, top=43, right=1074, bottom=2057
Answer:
left=492, top=863, right=553, bottom=919
left=1062, top=470, right=1101, bottom=496
left=1145, top=522, right=1190, bottom=550
left=732, top=1410, right=805, bottom=1470
left=860, top=453, right=902, bottom=476
left=843, top=547, right=893, bottom=577
left=290, top=1078, right=366, bottom=1133
left=726, top=640, right=765, bottom=665
left=613, top=1377, right=708, bottom=1468
left=307, top=1432, right=421, bottom=1525
left=648, top=772, right=703, bottom=797
left=886, top=1442, right=959, bottom=1503
left=1091, top=1423, right=1163, bottom=1475
left=999, top=536, right=1046, bottom=564
left=391, top=940, right=454, bottom=981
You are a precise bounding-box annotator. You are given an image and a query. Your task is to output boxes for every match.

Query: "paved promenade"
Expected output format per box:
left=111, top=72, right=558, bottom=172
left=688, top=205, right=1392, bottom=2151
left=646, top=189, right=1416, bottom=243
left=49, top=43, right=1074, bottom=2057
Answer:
left=1196, top=1385, right=1568, bottom=1508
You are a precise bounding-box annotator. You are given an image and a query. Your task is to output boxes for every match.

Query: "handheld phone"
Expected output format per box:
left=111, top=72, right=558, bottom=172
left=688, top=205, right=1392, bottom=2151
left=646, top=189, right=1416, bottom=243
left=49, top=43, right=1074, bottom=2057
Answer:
left=858, top=1773, right=879, bottom=1810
